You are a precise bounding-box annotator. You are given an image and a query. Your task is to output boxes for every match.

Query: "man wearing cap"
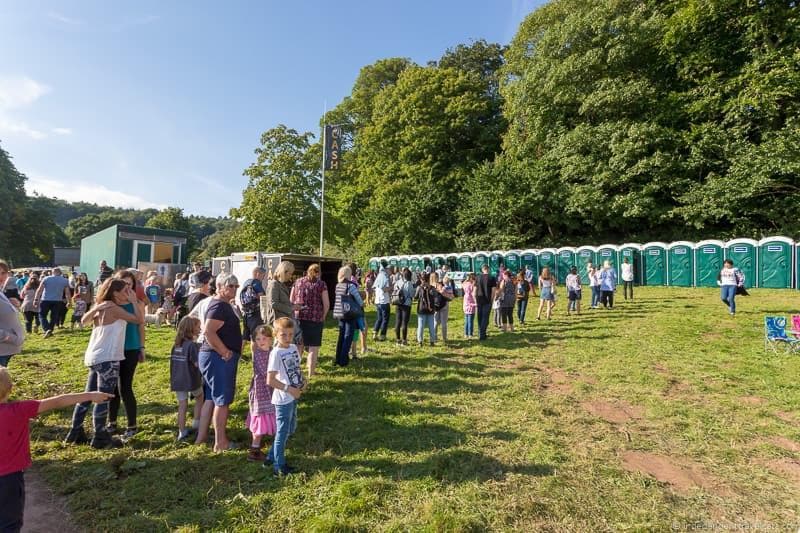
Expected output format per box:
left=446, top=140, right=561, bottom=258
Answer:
left=33, top=267, right=70, bottom=338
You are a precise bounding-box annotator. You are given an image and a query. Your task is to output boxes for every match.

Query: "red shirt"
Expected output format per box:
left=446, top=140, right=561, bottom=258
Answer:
left=0, top=400, right=40, bottom=476
left=292, top=276, right=328, bottom=323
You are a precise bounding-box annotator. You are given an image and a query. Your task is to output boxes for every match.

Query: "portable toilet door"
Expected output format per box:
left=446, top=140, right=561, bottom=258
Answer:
left=537, top=248, right=557, bottom=277
left=575, top=246, right=597, bottom=284
left=409, top=255, right=422, bottom=272
left=596, top=244, right=619, bottom=271
left=617, top=243, right=642, bottom=285
left=642, top=242, right=668, bottom=286
left=758, top=236, right=793, bottom=288
left=421, top=256, right=432, bottom=271
left=388, top=256, right=399, bottom=269
left=398, top=255, right=409, bottom=270
left=724, top=238, right=758, bottom=287
left=489, top=250, right=504, bottom=276
left=504, top=250, right=521, bottom=274
left=693, top=240, right=724, bottom=287
left=667, top=241, right=695, bottom=287
left=472, top=252, right=489, bottom=273
left=457, top=253, right=472, bottom=273
left=368, top=257, right=379, bottom=272
left=446, top=254, right=458, bottom=272
left=520, top=249, right=538, bottom=277
left=556, top=247, right=576, bottom=284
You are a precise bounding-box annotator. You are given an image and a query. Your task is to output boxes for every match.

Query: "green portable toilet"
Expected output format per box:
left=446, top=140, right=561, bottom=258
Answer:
left=457, top=253, right=472, bottom=273
left=432, top=254, right=445, bottom=269
left=537, top=248, right=557, bottom=277
left=597, top=245, right=618, bottom=269
left=725, top=239, right=758, bottom=287
left=368, top=257, right=379, bottom=272
left=489, top=250, right=504, bottom=276
left=504, top=250, right=521, bottom=274
left=693, top=240, right=724, bottom=287
left=617, top=243, right=642, bottom=285
left=409, top=255, right=422, bottom=272
left=472, top=252, right=489, bottom=273
left=667, top=241, right=695, bottom=287
left=398, top=256, right=409, bottom=269
left=575, top=246, right=597, bottom=284
left=388, top=256, right=399, bottom=269
left=520, top=249, right=538, bottom=277
left=556, top=247, right=576, bottom=284
left=446, top=254, right=458, bottom=271
left=642, top=242, right=668, bottom=286
left=759, top=236, right=793, bottom=288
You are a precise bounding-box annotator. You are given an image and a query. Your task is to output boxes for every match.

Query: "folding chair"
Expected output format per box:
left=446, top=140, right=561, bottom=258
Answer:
left=764, top=316, right=800, bottom=354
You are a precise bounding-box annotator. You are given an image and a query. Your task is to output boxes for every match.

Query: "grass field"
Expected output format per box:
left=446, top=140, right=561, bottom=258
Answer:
left=8, top=287, right=800, bottom=531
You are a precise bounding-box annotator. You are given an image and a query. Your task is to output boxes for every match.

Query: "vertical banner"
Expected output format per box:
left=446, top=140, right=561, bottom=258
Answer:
left=324, top=125, right=342, bottom=170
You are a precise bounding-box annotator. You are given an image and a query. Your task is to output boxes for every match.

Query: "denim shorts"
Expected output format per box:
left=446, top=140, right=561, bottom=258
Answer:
left=540, top=287, right=554, bottom=301
left=199, top=350, right=240, bottom=406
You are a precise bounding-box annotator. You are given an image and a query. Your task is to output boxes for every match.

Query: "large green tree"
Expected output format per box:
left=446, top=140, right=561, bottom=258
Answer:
left=146, top=207, right=196, bottom=252
left=232, top=125, right=321, bottom=254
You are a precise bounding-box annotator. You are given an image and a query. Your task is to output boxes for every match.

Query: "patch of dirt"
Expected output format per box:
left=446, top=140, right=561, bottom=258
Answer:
left=775, top=411, right=800, bottom=426
left=536, top=367, right=577, bottom=395
left=663, top=378, right=693, bottom=398
left=702, top=332, right=722, bottom=341
left=739, top=396, right=767, bottom=406
left=765, top=458, right=800, bottom=488
left=582, top=400, right=644, bottom=424
left=23, top=470, right=76, bottom=533
left=652, top=363, right=670, bottom=375
left=768, top=436, right=800, bottom=453
left=496, top=360, right=528, bottom=370
left=621, top=451, right=731, bottom=497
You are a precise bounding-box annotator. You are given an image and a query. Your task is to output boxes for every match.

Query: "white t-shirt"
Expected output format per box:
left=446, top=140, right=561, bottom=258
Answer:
left=566, top=273, right=581, bottom=291
left=621, top=263, right=634, bottom=282
left=373, top=270, right=391, bottom=305
left=190, top=297, right=213, bottom=344
left=719, top=267, right=738, bottom=286
left=268, top=344, right=304, bottom=405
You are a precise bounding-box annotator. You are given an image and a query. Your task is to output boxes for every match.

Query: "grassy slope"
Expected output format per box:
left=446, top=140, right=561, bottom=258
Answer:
left=8, top=287, right=800, bottom=531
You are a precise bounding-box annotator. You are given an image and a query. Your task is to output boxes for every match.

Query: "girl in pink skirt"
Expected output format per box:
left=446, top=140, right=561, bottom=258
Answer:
left=246, top=325, right=277, bottom=462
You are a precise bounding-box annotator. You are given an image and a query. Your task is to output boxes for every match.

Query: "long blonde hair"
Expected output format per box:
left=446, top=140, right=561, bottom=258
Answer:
left=174, top=316, right=200, bottom=348
left=273, top=261, right=295, bottom=283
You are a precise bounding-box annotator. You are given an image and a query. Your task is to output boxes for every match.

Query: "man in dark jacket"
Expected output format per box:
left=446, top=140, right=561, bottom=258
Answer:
left=474, top=264, right=497, bottom=341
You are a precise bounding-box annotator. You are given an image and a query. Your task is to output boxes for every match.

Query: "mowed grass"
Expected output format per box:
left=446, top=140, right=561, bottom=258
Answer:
left=8, top=287, right=800, bottom=531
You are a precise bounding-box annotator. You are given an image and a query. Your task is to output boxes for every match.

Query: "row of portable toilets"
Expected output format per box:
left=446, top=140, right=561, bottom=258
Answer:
left=368, top=237, right=799, bottom=288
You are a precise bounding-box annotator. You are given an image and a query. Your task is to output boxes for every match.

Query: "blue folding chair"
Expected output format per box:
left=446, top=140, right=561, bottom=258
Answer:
left=764, top=316, right=800, bottom=354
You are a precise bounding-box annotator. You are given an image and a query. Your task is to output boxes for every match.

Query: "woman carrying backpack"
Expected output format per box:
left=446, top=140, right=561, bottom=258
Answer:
left=498, top=270, right=516, bottom=332
left=392, top=269, right=414, bottom=346
left=431, top=273, right=454, bottom=345
left=333, top=266, right=364, bottom=367
left=414, top=272, right=437, bottom=347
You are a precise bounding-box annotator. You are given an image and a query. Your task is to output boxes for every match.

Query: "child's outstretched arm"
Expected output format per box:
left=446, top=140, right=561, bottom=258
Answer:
left=37, top=392, right=114, bottom=414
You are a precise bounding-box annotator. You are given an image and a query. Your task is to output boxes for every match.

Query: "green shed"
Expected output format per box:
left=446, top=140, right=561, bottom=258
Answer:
left=80, top=224, right=188, bottom=279
left=725, top=239, right=758, bottom=287
left=617, top=243, right=642, bottom=285
left=693, top=240, right=724, bottom=287
left=597, top=245, right=618, bottom=270
left=504, top=250, right=521, bottom=274
left=758, top=236, right=793, bottom=289
left=642, top=242, right=668, bottom=286
left=520, top=249, right=538, bottom=276
left=472, top=252, right=489, bottom=273
left=537, top=248, right=557, bottom=277
left=575, top=246, right=597, bottom=284
left=556, top=247, right=576, bottom=284
left=667, top=241, right=695, bottom=287
left=457, top=253, right=472, bottom=273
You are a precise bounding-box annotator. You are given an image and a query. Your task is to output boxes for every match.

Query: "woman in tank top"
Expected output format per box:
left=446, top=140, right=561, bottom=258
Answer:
left=536, top=267, right=556, bottom=320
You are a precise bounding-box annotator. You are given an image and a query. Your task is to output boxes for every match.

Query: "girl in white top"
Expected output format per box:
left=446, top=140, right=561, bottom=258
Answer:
left=620, top=258, right=634, bottom=300
left=587, top=263, right=601, bottom=309
left=65, top=278, right=143, bottom=449
left=718, top=259, right=743, bottom=316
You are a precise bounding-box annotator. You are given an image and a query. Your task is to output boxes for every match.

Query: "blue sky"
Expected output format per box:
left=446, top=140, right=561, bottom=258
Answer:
left=1, top=1, right=542, bottom=217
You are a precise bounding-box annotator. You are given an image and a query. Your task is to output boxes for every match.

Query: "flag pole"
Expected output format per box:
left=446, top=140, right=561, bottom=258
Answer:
left=320, top=101, right=326, bottom=257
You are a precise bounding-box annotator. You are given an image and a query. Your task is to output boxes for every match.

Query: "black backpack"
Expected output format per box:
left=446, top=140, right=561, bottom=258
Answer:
left=417, top=286, right=435, bottom=314
left=333, top=281, right=362, bottom=320
left=240, top=280, right=260, bottom=314
left=432, top=288, right=450, bottom=311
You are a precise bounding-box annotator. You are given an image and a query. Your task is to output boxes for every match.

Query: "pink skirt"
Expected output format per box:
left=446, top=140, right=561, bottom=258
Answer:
left=246, top=412, right=277, bottom=436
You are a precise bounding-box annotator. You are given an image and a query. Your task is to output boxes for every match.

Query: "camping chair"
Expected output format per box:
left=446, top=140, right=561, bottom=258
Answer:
left=764, top=316, right=800, bottom=354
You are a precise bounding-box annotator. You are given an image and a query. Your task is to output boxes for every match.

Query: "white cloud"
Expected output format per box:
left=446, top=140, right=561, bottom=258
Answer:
left=0, top=76, right=50, bottom=109
left=47, top=11, right=83, bottom=26
left=52, top=127, right=73, bottom=135
left=26, top=174, right=167, bottom=210
left=0, top=117, right=46, bottom=139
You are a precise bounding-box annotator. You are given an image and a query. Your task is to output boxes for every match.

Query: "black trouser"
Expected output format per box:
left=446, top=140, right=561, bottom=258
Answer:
left=0, top=471, right=24, bottom=532
left=57, top=301, right=68, bottom=327
left=23, top=311, right=39, bottom=333
left=623, top=281, right=634, bottom=300
left=477, top=302, right=492, bottom=339
left=109, top=349, right=139, bottom=429
left=395, top=304, right=411, bottom=341
left=500, top=306, right=514, bottom=326
left=242, top=312, right=263, bottom=342
left=601, top=290, right=614, bottom=308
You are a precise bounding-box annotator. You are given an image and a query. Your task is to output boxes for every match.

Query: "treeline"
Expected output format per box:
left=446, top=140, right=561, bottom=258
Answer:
left=0, top=145, right=236, bottom=266
left=233, top=0, right=799, bottom=264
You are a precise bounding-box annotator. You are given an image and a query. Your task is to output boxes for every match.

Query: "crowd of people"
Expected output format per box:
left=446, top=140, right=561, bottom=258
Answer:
left=0, top=253, right=749, bottom=531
